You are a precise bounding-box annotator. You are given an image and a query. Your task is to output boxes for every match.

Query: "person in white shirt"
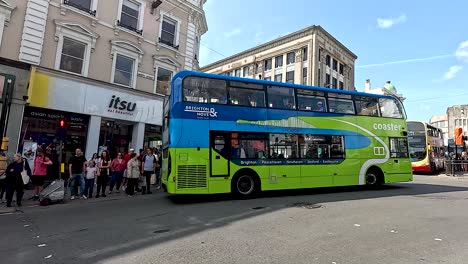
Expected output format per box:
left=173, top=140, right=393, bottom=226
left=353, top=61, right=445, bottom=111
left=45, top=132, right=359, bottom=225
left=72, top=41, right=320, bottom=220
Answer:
left=83, top=160, right=98, bottom=199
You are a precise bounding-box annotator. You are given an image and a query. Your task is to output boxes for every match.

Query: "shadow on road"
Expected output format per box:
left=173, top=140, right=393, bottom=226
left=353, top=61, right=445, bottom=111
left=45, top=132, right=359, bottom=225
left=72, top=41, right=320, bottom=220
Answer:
left=81, top=181, right=468, bottom=262
left=9, top=180, right=468, bottom=264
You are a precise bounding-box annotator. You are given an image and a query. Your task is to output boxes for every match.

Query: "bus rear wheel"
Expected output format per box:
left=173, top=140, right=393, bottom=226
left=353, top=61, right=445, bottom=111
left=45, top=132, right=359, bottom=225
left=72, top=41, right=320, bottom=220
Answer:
left=232, top=174, right=257, bottom=198
left=365, top=169, right=383, bottom=187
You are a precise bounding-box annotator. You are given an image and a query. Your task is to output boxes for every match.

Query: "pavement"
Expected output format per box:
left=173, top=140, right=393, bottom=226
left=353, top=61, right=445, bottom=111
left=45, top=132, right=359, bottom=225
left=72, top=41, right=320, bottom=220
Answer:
left=2, top=174, right=468, bottom=264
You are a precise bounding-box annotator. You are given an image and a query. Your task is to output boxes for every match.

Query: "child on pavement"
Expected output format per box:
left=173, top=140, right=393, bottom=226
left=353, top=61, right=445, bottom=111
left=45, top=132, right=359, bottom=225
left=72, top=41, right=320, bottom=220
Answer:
left=83, top=160, right=97, bottom=199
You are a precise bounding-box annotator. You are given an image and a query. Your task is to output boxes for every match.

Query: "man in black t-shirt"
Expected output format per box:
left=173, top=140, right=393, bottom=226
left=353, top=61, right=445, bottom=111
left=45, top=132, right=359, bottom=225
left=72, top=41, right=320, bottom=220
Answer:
left=68, top=148, right=86, bottom=200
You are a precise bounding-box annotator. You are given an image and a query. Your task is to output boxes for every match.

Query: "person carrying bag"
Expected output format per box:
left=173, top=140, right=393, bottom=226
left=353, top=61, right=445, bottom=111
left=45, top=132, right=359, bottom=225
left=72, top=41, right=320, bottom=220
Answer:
left=5, top=154, right=31, bottom=207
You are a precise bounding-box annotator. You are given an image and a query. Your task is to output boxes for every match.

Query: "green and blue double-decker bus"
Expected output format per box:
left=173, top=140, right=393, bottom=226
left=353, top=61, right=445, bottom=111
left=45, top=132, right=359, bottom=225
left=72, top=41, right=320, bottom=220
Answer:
left=161, top=71, right=412, bottom=197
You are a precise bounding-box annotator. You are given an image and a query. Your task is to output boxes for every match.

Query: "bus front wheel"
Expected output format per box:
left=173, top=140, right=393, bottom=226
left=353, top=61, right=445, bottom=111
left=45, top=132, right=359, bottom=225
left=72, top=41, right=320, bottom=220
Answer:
left=232, top=173, right=257, bottom=198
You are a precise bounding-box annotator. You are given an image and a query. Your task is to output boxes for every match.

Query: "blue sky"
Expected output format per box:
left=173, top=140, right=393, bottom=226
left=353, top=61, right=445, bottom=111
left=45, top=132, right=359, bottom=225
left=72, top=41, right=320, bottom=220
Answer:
left=199, top=0, right=468, bottom=122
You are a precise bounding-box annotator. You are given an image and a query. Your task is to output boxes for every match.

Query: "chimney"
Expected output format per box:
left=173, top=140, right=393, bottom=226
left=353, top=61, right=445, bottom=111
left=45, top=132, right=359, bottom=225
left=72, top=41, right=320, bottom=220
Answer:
left=365, top=79, right=371, bottom=92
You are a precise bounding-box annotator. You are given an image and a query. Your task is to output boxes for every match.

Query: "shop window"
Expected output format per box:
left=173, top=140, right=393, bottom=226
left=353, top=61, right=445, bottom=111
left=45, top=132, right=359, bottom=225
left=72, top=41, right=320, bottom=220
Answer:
left=267, top=85, right=295, bottom=109
left=183, top=76, right=227, bottom=104
left=228, top=81, right=265, bottom=107
left=355, top=96, right=379, bottom=117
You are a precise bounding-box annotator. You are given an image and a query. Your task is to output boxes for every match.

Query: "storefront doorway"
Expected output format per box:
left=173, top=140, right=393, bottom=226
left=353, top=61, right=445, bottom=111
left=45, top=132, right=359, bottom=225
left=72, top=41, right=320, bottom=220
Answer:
left=99, top=119, right=133, bottom=158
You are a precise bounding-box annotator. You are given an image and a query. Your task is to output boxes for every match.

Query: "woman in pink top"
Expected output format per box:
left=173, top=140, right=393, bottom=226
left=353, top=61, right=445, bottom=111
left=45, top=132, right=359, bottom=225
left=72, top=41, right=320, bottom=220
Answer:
left=108, top=153, right=126, bottom=194
left=32, top=148, right=52, bottom=200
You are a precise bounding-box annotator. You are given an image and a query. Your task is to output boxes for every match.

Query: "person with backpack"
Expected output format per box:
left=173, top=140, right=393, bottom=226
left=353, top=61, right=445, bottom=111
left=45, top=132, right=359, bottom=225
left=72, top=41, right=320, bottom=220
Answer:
left=141, top=148, right=158, bottom=194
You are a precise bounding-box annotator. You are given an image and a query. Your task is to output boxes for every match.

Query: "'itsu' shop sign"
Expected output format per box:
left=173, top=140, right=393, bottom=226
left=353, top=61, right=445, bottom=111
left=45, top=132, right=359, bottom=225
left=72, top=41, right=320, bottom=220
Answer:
left=108, top=95, right=137, bottom=116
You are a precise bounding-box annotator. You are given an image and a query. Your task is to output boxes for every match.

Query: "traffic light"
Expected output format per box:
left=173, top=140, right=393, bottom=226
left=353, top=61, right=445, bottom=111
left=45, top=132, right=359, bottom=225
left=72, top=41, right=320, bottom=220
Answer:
left=56, top=118, right=67, bottom=140
left=454, top=127, right=464, bottom=145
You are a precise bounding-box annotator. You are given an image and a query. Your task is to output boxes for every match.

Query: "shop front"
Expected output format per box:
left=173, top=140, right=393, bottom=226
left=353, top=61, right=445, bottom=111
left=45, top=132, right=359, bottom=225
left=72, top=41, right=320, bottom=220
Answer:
left=23, top=67, right=164, bottom=165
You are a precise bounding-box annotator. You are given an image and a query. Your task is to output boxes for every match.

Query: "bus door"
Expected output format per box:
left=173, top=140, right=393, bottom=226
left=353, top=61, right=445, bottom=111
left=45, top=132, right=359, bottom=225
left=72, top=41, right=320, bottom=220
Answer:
left=210, top=131, right=230, bottom=176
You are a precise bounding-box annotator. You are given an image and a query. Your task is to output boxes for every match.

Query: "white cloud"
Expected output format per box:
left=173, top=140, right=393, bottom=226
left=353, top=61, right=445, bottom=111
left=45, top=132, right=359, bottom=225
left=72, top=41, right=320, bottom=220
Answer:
left=442, top=65, right=463, bottom=80
left=357, top=54, right=452, bottom=68
left=455, top=40, right=468, bottom=62
left=224, top=28, right=242, bottom=38
left=377, top=14, right=407, bottom=29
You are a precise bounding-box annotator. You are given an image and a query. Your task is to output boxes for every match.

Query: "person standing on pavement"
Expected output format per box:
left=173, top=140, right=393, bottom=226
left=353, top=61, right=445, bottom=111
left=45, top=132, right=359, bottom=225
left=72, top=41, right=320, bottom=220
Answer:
left=125, top=153, right=140, bottom=196
left=96, top=150, right=110, bottom=198
left=121, top=148, right=134, bottom=191
left=108, top=153, right=126, bottom=194
left=68, top=148, right=86, bottom=200
left=31, top=148, right=52, bottom=200
left=83, top=160, right=97, bottom=199
left=141, top=148, right=158, bottom=194
left=5, top=154, right=31, bottom=207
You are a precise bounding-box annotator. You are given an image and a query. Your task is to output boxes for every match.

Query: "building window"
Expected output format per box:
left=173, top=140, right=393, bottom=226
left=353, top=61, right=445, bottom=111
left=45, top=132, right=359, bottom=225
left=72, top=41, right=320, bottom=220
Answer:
left=318, top=69, right=321, bottom=86
left=235, top=68, right=241, bottom=77
left=264, top=58, right=272, bottom=71
left=275, top=74, right=282, bottom=82
left=59, top=37, right=87, bottom=75
left=318, top=49, right=322, bottom=62
left=254, top=63, right=259, bottom=74
left=287, top=52, right=295, bottom=64
left=225, top=72, right=231, bottom=76
left=110, top=40, right=143, bottom=88
left=326, top=55, right=331, bottom=66
left=339, top=63, right=344, bottom=75
left=325, top=73, right=330, bottom=87
left=286, top=71, right=294, bottom=83
left=243, top=66, right=250, bottom=77
left=302, top=67, right=307, bottom=84
left=339, top=81, right=344, bottom=90
left=264, top=77, right=271, bottom=81
left=54, top=21, right=98, bottom=77
left=159, top=16, right=179, bottom=48
left=118, top=0, right=142, bottom=34
left=113, top=54, right=135, bottom=87
left=275, top=55, right=283, bottom=68
left=64, top=0, right=97, bottom=16
left=332, top=59, right=338, bottom=71
left=302, top=47, right=308, bottom=61
left=155, top=67, right=173, bottom=94
left=332, top=77, right=337, bottom=88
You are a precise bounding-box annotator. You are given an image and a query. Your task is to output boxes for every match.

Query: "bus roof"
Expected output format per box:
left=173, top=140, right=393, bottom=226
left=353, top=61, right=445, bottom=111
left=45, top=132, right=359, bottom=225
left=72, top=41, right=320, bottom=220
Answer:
left=173, top=70, right=401, bottom=101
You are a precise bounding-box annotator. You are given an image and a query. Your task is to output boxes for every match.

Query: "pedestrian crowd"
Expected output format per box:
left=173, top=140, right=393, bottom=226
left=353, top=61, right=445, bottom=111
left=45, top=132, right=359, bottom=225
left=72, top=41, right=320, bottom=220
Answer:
left=0, top=146, right=162, bottom=208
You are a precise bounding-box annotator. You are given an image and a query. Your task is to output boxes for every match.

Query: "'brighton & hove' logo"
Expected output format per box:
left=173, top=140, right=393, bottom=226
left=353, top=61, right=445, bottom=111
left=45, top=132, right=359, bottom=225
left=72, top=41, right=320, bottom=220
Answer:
left=184, top=106, right=218, bottom=119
